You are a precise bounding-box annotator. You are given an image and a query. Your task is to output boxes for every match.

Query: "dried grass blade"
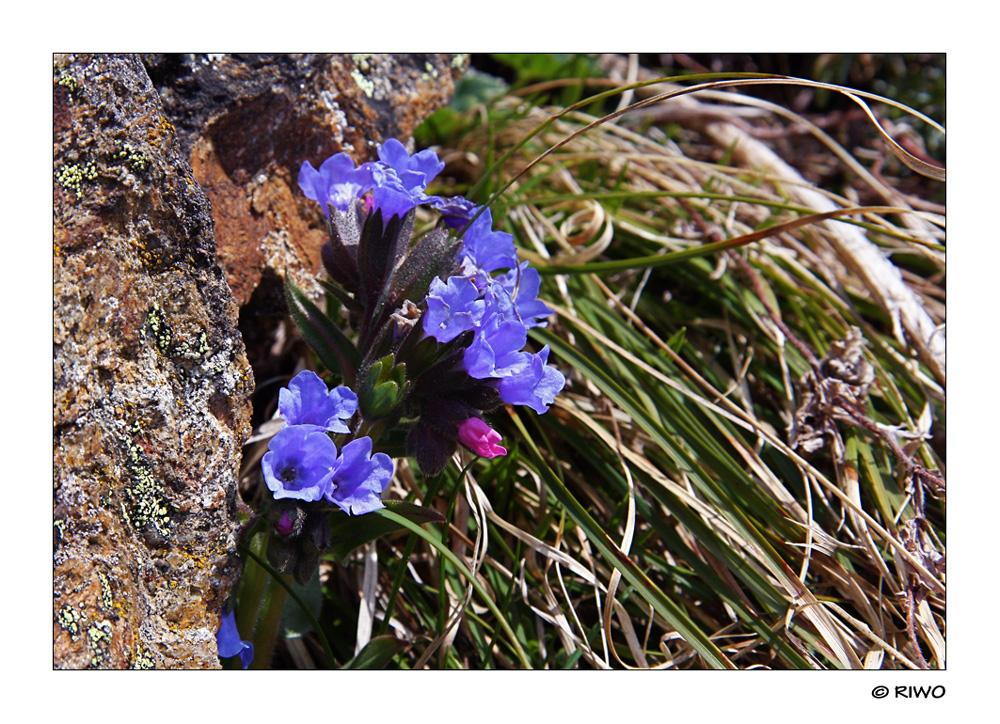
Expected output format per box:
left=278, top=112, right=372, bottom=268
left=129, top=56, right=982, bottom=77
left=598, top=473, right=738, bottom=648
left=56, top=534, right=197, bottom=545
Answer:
left=354, top=542, right=378, bottom=655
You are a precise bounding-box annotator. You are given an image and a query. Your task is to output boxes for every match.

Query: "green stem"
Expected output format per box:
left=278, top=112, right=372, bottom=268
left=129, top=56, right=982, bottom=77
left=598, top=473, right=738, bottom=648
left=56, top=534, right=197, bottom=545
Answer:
left=236, top=528, right=271, bottom=645
left=249, top=570, right=290, bottom=670
left=377, top=461, right=465, bottom=638
left=240, top=544, right=337, bottom=668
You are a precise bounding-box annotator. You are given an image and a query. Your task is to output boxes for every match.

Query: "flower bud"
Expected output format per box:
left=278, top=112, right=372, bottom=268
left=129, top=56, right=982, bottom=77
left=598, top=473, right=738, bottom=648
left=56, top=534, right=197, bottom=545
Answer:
left=458, top=418, right=507, bottom=458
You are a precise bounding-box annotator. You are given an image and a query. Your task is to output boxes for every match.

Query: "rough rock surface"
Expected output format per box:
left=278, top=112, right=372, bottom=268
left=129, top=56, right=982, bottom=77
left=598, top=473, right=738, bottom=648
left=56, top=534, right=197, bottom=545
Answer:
left=54, top=53, right=464, bottom=668
left=54, top=54, right=254, bottom=668
left=142, top=54, right=469, bottom=399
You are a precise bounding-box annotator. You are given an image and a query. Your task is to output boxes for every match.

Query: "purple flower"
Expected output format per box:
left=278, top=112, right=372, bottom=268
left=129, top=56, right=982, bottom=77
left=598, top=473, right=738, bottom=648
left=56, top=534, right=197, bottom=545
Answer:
left=423, top=275, right=486, bottom=343
left=497, top=345, right=566, bottom=414
left=431, top=196, right=480, bottom=229
left=362, top=139, right=447, bottom=221
left=327, top=437, right=394, bottom=515
left=262, top=425, right=338, bottom=502
left=377, top=138, right=445, bottom=190
left=458, top=418, right=507, bottom=458
left=298, top=153, right=373, bottom=216
left=464, top=317, right=528, bottom=379
left=494, top=262, right=554, bottom=329
left=457, top=207, right=519, bottom=275
left=217, top=610, right=254, bottom=669
left=278, top=370, right=357, bottom=434
left=369, top=163, right=438, bottom=221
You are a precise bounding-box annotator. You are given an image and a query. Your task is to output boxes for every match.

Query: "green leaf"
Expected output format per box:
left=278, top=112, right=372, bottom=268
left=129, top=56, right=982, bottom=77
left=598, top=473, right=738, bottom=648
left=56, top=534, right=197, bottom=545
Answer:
left=284, top=278, right=361, bottom=385
left=317, top=278, right=360, bottom=316
left=281, top=573, right=323, bottom=639
left=324, top=501, right=446, bottom=562
left=490, top=53, right=601, bottom=85
left=342, top=635, right=408, bottom=669
left=365, top=380, right=399, bottom=419
left=449, top=67, right=510, bottom=112
left=358, top=355, right=409, bottom=420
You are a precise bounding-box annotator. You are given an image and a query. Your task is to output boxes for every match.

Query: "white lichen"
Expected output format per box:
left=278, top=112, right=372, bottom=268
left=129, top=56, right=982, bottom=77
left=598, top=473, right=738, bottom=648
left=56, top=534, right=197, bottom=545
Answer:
left=351, top=69, right=375, bottom=98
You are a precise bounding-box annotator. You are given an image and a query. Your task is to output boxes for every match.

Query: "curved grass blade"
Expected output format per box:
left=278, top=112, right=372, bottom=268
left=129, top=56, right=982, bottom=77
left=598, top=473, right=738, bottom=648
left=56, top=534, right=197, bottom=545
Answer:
left=508, top=410, right=736, bottom=670
left=374, top=507, right=534, bottom=669
left=342, top=635, right=409, bottom=669
left=536, top=206, right=909, bottom=275
left=472, top=73, right=942, bottom=215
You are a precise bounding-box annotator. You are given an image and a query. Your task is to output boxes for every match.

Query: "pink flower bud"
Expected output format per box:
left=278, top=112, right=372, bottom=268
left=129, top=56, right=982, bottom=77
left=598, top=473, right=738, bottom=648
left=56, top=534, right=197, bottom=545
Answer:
left=275, top=509, right=295, bottom=536
left=457, top=417, right=507, bottom=458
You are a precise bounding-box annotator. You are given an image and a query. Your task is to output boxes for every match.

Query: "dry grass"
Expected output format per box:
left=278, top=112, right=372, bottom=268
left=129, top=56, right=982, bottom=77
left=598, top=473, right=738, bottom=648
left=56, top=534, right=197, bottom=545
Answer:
left=419, top=68, right=945, bottom=669
left=241, top=59, right=945, bottom=669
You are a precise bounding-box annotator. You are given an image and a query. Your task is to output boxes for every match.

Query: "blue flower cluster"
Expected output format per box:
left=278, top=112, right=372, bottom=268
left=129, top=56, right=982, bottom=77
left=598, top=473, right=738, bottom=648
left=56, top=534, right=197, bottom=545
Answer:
left=422, top=207, right=565, bottom=414
left=236, top=138, right=570, bottom=669
left=299, top=138, right=458, bottom=223
left=262, top=371, right=393, bottom=515
left=298, top=140, right=566, bottom=416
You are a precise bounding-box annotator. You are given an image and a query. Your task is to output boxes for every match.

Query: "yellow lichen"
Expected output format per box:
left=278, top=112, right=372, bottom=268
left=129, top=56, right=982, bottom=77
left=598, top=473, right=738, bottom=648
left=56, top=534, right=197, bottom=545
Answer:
left=121, top=433, right=171, bottom=538
left=144, top=302, right=173, bottom=354
left=352, top=53, right=372, bottom=72
left=147, top=116, right=175, bottom=148
left=57, top=71, right=81, bottom=94
left=87, top=620, right=113, bottom=667
left=112, top=143, right=149, bottom=173
left=98, top=571, right=113, bottom=610
left=57, top=604, right=81, bottom=640
left=56, top=160, right=98, bottom=200
left=132, top=647, right=155, bottom=669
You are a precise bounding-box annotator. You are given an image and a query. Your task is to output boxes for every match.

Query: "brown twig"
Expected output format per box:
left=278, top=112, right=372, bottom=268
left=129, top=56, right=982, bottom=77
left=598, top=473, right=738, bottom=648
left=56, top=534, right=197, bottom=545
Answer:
left=832, top=396, right=945, bottom=499
left=903, top=586, right=930, bottom=669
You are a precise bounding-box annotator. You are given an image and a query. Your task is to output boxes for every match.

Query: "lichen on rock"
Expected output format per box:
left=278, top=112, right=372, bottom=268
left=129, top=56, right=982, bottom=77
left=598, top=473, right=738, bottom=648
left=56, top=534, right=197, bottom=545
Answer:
left=54, top=53, right=253, bottom=669
left=54, top=53, right=466, bottom=669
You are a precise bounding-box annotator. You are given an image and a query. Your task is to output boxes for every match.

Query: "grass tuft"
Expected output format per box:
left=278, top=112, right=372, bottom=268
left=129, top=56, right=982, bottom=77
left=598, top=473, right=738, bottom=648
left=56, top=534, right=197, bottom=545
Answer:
left=244, top=56, right=944, bottom=669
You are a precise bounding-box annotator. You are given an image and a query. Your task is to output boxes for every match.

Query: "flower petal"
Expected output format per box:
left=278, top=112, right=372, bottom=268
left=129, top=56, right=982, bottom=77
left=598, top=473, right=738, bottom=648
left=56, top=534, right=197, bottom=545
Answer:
left=458, top=417, right=507, bottom=458
left=327, top=437, right=394, bottom=515
left=217, top=610, right=254, bottom=669
left=278, top=370, right=357, bottom=433
left=262, top=425, right=338, bottom=502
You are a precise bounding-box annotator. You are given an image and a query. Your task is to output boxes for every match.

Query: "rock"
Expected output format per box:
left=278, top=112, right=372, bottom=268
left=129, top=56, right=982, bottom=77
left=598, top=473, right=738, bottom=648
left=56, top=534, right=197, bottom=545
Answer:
left=142, top=54, right=468, bottom=392
left=54, top=54, right=254, bottom=668
left=53, top=53, right=465, bottom=668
